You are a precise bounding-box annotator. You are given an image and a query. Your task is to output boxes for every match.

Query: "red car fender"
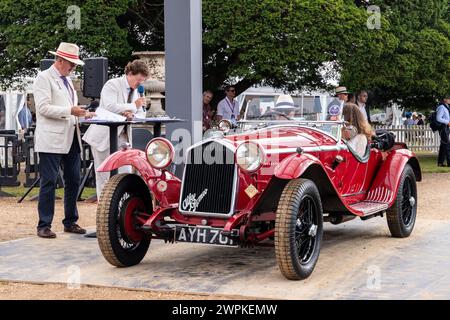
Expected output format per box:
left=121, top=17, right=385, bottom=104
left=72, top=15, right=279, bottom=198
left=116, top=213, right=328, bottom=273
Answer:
left=274, top=153, right=323, bottom=179
left=97, top=149, right=160, bottom=180
left=97, top=149, right=181, bottom=205
left=365, top=149, right=421, bottom=206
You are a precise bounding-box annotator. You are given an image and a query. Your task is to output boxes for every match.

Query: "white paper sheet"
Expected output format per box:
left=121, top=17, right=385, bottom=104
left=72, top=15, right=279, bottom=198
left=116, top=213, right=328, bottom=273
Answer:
left=91, top=108, right=126, bottom=122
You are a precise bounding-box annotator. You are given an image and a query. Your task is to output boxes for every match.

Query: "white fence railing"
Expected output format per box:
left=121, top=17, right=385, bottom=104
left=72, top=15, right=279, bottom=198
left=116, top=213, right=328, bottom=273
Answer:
left=374, top=124, right=440, bottom=153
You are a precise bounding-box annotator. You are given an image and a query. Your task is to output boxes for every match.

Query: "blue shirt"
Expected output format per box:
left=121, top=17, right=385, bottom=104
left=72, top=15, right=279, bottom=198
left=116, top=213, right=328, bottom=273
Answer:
left=437, top=104, right=450, bottom=125
left=18, top=106, right=33, bottom=129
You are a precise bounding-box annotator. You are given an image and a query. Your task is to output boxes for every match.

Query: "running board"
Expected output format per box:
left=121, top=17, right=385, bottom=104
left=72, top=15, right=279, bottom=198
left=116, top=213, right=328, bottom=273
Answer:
left=348, top=201, right=389, bottom=217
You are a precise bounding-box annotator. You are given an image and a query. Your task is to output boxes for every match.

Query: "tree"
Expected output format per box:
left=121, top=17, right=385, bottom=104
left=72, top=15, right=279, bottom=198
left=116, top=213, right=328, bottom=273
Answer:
left=1, top=0, right=388, bottom=95
left=0, top=0, right=164, bottom=89
left=1, top=0, right=449, bottom=112
left=202, top=0, right=391, bottom=95
left=342, top=0, right=450, bottom=110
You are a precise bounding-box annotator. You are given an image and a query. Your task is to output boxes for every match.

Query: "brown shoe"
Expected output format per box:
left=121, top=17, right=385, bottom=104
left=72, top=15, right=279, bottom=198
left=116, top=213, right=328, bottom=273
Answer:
left=37, top=227, right=57, bottom=239
left=64, top=224, right=86, bottom=234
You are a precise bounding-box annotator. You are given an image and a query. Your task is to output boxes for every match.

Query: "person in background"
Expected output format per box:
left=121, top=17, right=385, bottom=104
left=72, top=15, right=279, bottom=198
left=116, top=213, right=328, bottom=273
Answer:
left=83, top=60, right=149, bottom=198
left=436, top=96, right=450, bottom=167
left=356, top=90, right=370, bottom=123
left=341, top=103, right=373, bottom=157
left=202, top=90, right=214, bottom=132
left=0, top=95, right=5, bottom=129
left=412, top=112, right=419, bottom=125
left=417, top=113, right=425, bottom=125
left=216, top=85, right=239, bottom=125
left=33, top=42, right=94, bottom=238
left=348, top=93, right=356, bottom=104
left=327, top=86, right=349, bottom=121
left=403, top=112, right=415, bottom=126
left=17, top=95, right=34, bottom=130
left=274, top=94, right=296, bottom=118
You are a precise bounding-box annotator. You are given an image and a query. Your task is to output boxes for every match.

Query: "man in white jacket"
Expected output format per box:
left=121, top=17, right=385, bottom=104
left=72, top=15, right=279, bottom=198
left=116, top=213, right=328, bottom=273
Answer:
left=33, top=42, right=93, bottom=238
left=83, top=60, right=149, bottom=198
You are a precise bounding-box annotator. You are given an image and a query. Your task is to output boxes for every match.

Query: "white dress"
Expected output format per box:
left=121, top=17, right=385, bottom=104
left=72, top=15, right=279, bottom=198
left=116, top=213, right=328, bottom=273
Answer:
left=347, top=134, right=368, bottom=158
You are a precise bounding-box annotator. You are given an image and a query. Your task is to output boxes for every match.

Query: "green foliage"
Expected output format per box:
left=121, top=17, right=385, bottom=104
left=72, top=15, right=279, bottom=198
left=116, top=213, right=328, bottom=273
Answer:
left=0, top=0, right=164, bottom=89
left=342, top=0, right=450, bottom=111
left=0, top=0, right=128, bottom=86
left=1, top=0, right=450, bottom=112
left=203, top=0, right=391, bottom=94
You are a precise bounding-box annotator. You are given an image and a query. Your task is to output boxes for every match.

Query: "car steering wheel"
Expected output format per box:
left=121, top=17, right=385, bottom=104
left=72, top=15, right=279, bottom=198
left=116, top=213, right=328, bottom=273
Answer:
left=257, top=111, right=292, bottom=121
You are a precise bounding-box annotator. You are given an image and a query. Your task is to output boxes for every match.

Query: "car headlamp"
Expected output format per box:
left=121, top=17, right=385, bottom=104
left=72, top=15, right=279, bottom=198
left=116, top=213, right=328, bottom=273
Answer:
left=145, top=138, right=174, bottom=169
left=236, top=142, right=265, bottom=173
left=218, top=119, right=232, bottom=133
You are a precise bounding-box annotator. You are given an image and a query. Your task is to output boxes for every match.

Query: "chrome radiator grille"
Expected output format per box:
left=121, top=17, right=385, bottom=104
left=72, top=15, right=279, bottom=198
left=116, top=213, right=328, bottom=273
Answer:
left=180, top=141, right=236, bottom=215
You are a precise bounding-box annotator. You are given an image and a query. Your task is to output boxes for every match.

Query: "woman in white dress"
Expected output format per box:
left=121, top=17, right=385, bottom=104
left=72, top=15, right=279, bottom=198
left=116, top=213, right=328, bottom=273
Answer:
left=342, top=103, right=373, bottom=158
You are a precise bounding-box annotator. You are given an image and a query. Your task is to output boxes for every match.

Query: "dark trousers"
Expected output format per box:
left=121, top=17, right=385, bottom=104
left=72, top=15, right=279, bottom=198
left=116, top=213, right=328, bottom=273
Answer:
left=438, top=143, right=450, bottom=165
left=438, top=127, right=450, bottom=165
left=37, top=136, right=81, bottom=230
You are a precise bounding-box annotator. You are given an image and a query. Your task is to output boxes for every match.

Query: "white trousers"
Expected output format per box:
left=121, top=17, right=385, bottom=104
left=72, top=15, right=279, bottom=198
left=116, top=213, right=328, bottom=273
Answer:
left=92, top=134, right=131, bottom=198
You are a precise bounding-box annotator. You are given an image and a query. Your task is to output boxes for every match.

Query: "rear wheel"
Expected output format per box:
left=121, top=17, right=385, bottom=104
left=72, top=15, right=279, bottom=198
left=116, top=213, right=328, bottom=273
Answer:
left=387, top=164, right=417, bottom=238
left=275, top=178, right=323, bottom=280
left=97, top=174, right=152, bottom=267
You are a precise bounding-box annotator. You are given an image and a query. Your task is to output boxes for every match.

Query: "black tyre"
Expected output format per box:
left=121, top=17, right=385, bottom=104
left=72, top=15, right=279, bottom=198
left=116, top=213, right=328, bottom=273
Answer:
left=387, top=164, right=417, bottom=238
left=275, top=178, right=323, bottom=280
left=97, top=174, right=152, bottom=267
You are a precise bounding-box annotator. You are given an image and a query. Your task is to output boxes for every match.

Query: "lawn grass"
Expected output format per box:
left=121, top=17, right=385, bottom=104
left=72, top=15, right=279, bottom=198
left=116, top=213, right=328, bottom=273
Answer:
left=0, top=186, right=96, bottom=200
left=415, top=152, right=450, bottom=174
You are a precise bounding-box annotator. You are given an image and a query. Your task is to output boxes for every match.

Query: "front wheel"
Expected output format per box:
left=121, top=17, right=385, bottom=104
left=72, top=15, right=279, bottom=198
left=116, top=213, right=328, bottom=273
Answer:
left=275, top=178, right=323, bottom=280
left=97, top=174, right=152, bottom=267
left=387, top=164, right=417, bottom=238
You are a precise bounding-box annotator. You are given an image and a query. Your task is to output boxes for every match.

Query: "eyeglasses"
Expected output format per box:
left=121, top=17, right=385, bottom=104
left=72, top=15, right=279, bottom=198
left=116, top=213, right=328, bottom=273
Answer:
left=65, top=60, right=76, bottom=68
left=228, top=89, right=235, bottom=92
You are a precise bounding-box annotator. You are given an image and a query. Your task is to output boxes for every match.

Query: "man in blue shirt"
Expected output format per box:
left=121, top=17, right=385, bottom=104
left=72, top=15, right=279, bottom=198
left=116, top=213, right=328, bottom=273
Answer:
left=436, top=96, right=450, bottom=166
left=17, top=95, right=33, bottom=130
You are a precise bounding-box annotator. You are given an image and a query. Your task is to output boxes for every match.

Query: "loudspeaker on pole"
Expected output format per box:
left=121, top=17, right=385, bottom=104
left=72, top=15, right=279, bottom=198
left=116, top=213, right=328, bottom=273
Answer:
left=40, top=59, right=54, bottom=71
left=83, top=57, right=108, bottom=99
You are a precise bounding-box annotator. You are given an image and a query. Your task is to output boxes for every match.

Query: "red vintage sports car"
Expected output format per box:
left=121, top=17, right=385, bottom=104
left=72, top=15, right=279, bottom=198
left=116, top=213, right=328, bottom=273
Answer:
left=95, top=118, right=421, bottom=280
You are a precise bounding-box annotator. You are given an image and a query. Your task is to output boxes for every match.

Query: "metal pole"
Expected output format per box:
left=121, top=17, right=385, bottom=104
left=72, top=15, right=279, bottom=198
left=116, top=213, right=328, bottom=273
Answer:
left=164, top=0, right=203, bottom=177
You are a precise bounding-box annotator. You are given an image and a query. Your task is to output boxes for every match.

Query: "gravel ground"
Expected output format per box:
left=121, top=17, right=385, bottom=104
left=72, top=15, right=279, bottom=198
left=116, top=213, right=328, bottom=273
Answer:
left=0, top=281, right=245, bottom=300
left=1, top=172, right=449, bottom=299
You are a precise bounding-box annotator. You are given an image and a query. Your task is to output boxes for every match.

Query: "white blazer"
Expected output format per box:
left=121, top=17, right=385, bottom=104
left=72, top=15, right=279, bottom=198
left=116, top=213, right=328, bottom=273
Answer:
left=33, top=65, right=81, bottom=154
left=82, top=76, right=145, bottom=152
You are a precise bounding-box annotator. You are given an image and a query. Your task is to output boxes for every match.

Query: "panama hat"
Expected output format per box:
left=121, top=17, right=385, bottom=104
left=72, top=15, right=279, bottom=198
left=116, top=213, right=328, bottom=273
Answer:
left=275, top=94, right=295, bottom=108
left=335, top=86, right=350, bottom=95
left=49, top=42, right=84, bottom=66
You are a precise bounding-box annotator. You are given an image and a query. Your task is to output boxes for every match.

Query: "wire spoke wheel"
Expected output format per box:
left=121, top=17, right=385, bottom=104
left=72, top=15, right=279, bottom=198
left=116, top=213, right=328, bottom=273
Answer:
left=295, top=197, right=318, bottom=264
left=97, top=174, right=152, bottom=267
left=387, top=164, right=418, bottom=238
left=400, top=177, right=415, bottom=226
left=116, top=193, right=149, bottom=251
left=275, top=179, right=323, bottom=280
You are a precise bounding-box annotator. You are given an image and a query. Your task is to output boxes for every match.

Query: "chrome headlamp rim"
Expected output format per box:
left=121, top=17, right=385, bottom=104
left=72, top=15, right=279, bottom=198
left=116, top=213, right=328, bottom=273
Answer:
left=235, top=141, right=266, bottom=173
left=218, top=119, right=232, bottom=133
left=145, top=137, right=174, bottom=169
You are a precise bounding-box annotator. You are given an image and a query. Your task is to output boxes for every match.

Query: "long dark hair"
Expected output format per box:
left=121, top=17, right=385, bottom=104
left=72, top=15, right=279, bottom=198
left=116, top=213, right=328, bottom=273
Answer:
left=342, top=103, right=372, bottom=138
